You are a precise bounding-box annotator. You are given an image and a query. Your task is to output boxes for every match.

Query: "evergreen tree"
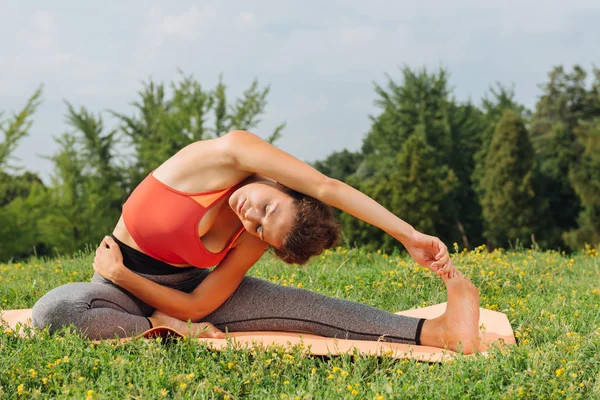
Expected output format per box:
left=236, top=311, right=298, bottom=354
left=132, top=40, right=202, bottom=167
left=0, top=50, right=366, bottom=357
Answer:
left=341, top=133, right=455, bottom=253
left=351, top=66, right=482, bottom=248
left=480, top=110, right=540, bottom=248
left=473, top=83, right=528, bottom=193
left=387, top=132, right=456, bottom=246
left=471, top=84, right=531, bottom=247
left=529, top=66, right=593, bottom=247
left=444, top=102, right=486, bottom=248
left=564, top=117, right=600, bottom=248
left=564, top=67, right=600, bottom=248
left=361, top=67, right=453, bottom=167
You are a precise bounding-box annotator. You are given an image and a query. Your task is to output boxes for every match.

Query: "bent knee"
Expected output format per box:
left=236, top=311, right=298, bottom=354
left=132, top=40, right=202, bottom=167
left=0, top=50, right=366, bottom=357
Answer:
left=32, top=283, right=91, bottom=333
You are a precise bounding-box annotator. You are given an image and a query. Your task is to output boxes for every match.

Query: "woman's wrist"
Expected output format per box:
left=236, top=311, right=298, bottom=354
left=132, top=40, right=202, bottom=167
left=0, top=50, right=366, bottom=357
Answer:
left=393, top=224, right=416, bottom=245
left=111, top=263, right=131, bottom=286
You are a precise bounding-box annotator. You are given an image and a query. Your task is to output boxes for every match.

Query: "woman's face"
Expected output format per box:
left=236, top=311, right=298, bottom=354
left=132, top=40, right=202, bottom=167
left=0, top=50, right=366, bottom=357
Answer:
left=229, top=177, right=296, bottom=248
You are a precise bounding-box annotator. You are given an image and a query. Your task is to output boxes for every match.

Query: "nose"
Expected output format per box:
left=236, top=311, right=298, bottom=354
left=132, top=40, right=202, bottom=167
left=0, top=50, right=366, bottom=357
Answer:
left=243, top=207, right=263, bottom=232
left=245, top=207, right=260, bottom=222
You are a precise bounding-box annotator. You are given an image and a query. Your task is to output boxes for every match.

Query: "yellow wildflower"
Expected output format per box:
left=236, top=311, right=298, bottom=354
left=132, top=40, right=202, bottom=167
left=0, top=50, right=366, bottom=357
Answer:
left=17, top=384, right=26, bottom=395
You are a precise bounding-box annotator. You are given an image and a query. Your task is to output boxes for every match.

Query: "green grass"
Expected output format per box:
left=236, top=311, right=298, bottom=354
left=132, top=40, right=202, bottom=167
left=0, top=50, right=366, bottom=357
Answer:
left=1, top=246, right=600, bottom=399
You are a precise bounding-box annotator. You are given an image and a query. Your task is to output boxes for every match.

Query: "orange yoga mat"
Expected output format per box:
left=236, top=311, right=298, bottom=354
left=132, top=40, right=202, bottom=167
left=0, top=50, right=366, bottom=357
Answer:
left=1, top=303, right=515, bottom=362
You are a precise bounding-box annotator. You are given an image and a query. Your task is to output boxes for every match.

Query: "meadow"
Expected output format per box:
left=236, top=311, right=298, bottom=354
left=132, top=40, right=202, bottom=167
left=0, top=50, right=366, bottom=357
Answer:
left=1, top=245, right=599, bottom=399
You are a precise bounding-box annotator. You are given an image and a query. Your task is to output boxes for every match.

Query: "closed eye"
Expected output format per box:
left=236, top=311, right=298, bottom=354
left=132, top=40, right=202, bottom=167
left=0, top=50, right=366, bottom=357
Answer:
left=258, top=204, right=269, bottom=240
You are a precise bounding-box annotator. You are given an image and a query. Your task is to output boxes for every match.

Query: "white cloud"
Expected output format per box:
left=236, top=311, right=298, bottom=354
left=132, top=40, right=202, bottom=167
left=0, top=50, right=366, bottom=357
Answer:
left=238, top=11, right=255, bottom=25
left=161, top=6, right=217, bottom=40
left=27, top=10, right=55, bottom=49
left=143, top=5, right=219, bottom=47
left=0, top=9, right=72, bottom=95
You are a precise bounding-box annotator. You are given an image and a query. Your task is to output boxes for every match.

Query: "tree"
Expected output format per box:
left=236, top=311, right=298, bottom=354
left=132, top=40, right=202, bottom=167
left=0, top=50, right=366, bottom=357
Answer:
left=473, top=83, right=528, bottom=194
left=29, top=73, right=284, bottom=260
left=529, top=66, right=593, bottom=247
left=387, top=132, right=456, bottom=245
left=0, top=86, right=43, bottom=170
left=40, top=133, right=90, bottom=254
left=341, top=133, right=455, bottom=253
left=0, top=87, right=48, bottom=261
left=350, top=66, right=483, bottom=248
left=443, top=101, right=486, bottom=248
left=0, top=170, right=44, bottom=207
left=480, top=110, right=540, bottom=248
left=59, top=104, right=124, bottom=249
left=113, top=73, right=285, bottom=191
left=361, top=67, right=453, bottom=167
left=0, top=172, right=49, bottom=261
left=564, top=117, right=600, bottom=248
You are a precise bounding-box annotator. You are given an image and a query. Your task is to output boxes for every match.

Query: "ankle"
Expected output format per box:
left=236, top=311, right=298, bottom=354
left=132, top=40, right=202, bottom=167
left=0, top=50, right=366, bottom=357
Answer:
left=418, top=317, right=448, bottom=348
left=147, top=316, right=160, bottom=328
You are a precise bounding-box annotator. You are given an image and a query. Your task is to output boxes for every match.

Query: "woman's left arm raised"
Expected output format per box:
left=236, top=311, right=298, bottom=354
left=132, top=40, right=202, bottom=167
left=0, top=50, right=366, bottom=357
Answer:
left=222, top=130, right=452, bottom=274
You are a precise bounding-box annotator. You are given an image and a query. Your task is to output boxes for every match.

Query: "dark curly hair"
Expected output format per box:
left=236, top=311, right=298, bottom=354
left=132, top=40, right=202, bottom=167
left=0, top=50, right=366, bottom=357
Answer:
left=273, top=186, right=341, bottom=265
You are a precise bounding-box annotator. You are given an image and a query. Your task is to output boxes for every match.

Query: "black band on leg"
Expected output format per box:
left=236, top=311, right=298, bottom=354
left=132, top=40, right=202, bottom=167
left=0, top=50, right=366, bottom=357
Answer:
left=415, top=318, right=426, bottom=345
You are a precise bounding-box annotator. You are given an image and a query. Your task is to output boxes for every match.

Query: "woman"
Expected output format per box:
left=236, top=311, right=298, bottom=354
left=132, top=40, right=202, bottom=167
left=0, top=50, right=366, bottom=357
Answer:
left=33, top=130, right=482, bottom=353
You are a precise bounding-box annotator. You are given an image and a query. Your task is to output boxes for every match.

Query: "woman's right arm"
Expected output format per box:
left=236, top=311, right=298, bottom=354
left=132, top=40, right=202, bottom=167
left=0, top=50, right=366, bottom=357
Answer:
left=94, top=236, right=266, bottom=321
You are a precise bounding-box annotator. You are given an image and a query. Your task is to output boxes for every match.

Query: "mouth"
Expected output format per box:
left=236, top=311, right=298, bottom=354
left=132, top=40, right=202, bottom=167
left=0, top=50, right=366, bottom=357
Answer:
left=238, top=198, right=246, bottom=215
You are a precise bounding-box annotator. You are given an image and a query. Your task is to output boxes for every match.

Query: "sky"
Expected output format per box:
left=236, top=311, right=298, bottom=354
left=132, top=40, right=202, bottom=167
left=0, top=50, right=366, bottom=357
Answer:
left=1, top=0, right=599, bottom=182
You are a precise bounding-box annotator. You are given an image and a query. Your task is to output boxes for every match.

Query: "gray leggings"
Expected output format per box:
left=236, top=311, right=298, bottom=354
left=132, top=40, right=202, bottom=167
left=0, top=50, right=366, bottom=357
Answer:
left=33, top=267, right=424, bottom=343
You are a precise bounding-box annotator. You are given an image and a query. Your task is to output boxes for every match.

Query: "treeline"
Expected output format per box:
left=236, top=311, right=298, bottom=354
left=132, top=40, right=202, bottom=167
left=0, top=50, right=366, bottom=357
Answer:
left=0, top=75, right=284, bottom=261
left=314, top=65, right=600, bottom=253
left=0, top=66, right=599, bottom=262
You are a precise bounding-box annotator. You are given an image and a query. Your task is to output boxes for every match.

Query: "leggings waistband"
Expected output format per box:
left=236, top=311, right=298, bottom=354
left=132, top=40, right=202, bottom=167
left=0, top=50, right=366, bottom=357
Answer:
left=110, top=235, right=197, bottom=275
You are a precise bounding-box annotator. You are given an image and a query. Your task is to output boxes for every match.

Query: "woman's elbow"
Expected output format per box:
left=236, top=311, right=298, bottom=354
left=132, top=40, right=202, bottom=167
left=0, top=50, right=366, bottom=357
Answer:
left=220, top=130, right=257, bottom=166
left=320, top=177, right=342, bottom=202
left=183, top=297, right=216, bottom=322
left=223, top=129, right=256, bottom=145
left=180, top=305, right=210, bottom=322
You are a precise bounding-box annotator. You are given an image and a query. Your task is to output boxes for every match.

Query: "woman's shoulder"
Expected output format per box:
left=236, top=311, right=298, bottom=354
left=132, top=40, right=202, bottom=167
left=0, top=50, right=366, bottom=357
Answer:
left=154, top=136, right=252, bottom=193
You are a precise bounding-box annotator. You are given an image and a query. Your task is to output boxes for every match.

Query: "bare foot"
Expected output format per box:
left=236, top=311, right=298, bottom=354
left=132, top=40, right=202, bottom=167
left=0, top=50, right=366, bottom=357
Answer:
left=148, top=311, right=225, bottom=338
left=420, top=274, right=483, bottom=354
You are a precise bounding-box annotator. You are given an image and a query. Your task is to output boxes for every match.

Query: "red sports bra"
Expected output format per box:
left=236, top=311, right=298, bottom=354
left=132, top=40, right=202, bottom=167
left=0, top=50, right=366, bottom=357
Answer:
left=122, top=172, right=245, bottom=268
